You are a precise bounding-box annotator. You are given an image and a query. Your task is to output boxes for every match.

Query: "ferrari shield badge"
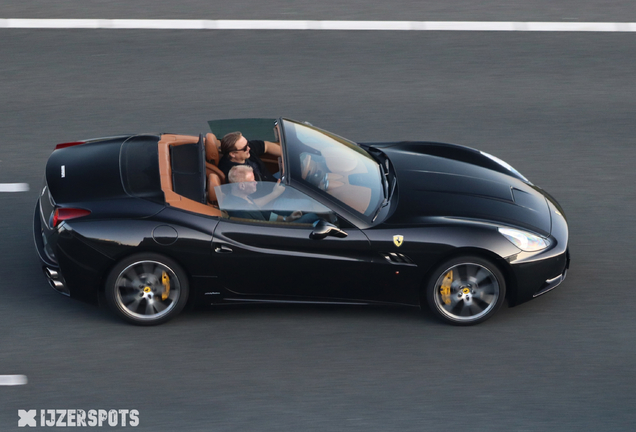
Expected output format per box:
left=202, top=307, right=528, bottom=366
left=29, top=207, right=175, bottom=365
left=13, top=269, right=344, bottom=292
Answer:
left=393, top=235, right=404, bottom=247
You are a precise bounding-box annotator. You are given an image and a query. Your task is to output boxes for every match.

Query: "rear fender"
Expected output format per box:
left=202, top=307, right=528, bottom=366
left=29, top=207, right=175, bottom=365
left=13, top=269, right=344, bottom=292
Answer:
left=64, top=217, right=217, bottom=290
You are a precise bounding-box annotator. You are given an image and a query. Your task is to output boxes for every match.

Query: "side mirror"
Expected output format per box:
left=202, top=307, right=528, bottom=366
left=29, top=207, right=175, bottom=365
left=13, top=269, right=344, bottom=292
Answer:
left=310, top=220, right=348, bottom=240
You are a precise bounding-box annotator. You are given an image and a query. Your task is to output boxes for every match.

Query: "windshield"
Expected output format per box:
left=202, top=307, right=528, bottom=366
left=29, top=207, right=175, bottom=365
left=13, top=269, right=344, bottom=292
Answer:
left=282, top=119, right=383, bottom=218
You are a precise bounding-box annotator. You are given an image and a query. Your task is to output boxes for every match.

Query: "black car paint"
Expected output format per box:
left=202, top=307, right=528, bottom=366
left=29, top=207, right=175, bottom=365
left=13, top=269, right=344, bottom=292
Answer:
left=34, top=121, right=569, bottom=317
left=46, top=137, right=128, bottom=205
left=373, top=142, right=551, bottom=235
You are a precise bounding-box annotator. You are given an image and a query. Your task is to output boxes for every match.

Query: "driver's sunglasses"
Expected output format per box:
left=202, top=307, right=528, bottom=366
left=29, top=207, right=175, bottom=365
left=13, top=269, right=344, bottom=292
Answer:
left=234, top=143, right=249, bottom=152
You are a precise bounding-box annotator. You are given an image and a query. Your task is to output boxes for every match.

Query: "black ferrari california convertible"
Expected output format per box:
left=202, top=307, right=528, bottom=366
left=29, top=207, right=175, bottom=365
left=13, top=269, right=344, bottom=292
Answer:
left=34, top=118, right=569, bottom=325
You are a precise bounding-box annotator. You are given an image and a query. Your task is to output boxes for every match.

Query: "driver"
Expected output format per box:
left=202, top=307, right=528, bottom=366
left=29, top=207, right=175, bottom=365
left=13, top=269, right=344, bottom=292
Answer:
left=223, top=166, right=304, bottom=223
left=218, top=132, right=281, bottom=182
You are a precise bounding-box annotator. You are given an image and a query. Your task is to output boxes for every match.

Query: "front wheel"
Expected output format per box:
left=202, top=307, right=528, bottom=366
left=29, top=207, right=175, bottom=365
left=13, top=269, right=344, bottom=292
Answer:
left=105, top=253, right=189, bottom=325
left=425, top=256, right=506, bottom=326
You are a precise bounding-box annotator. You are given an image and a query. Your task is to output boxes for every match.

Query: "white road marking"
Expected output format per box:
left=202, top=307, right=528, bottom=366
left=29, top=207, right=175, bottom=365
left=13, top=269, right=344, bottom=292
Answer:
left=0, top=183, right=30, bottom=192
left=0, top=19, right=634, bottom=32
left=0, top=375, right=28, bottom=386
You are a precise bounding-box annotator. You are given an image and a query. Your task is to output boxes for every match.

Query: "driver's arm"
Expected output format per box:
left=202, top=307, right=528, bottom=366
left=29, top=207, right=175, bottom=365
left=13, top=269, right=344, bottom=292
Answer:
left=268, top=210, right=303, bottom=223
left=252, top=181, right=285, bottom=207
left=263, top=141, right=282, bottom=157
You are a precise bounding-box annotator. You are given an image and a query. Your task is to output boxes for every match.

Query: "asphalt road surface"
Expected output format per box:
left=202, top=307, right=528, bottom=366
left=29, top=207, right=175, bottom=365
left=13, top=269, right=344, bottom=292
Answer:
left=1, top=18, right=636, bottom=432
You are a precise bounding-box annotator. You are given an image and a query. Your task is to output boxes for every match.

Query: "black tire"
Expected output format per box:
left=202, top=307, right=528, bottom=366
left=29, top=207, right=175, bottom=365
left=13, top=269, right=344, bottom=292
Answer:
left=105, top=253, right=189, bottom=325
left=425, top=255, right=506, bottom=326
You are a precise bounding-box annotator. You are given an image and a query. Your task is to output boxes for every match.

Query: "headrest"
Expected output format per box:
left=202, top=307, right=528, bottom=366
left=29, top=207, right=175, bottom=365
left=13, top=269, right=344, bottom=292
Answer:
left=205, top=133, right=221, bottom=165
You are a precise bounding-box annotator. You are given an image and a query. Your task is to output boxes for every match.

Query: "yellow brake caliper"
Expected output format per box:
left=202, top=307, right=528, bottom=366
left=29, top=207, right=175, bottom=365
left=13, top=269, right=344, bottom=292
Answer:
left=440, top=270, right=453, bottom=305
left=161, top=271, right=170, bottom=301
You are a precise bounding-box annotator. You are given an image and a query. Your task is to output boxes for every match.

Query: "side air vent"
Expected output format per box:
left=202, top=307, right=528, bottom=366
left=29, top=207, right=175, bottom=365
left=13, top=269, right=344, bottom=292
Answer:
left=381, top=252, right=415, bottom=265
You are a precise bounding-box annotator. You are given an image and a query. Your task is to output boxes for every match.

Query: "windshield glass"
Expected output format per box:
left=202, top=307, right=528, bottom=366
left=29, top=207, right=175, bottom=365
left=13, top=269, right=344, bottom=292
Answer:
left=282, top=119, right=383, bottom=218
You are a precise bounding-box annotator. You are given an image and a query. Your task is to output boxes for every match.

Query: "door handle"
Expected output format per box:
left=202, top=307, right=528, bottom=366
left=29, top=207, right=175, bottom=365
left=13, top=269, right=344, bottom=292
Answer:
left=214, top=245, right=233, bottom=254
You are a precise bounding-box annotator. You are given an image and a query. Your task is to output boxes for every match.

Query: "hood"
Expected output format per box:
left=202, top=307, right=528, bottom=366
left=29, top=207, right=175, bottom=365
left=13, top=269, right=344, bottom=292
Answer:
left=376, top=142, right=551, bottom=236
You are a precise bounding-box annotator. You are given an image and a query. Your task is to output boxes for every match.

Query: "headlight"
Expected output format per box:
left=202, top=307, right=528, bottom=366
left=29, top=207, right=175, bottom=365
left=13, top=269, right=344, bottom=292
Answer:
left=498, top=227, right=550, bottom=252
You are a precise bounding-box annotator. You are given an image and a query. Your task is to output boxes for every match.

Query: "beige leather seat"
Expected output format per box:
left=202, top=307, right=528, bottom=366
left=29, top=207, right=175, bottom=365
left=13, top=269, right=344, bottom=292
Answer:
left=205, top=133, right=226, bottom=183
left=205, top=133, right=221, bottom=165
left=207, top=172, right=223, bottom=205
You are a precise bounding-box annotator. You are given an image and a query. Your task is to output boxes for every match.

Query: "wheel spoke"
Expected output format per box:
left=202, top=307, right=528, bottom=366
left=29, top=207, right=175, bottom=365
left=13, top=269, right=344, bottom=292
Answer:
left=451, top=300, right=464, bottom=316
left=456, top=265, right=468, bottom=282
left=465, top=264, right=479, bottom=279
left=476, top=289, right=496, bottom=302
left=474, top=267, right=491, bottom=285
left=153, top=301, right=168, bottom=313
left=459, top=302, right=473, bottom=316
left=144, top=300, right=155, bottom=316
left=141, top=262, right=155, bottom=278
left=118, top=278, right=137, bottom=290
left=473, top=297, right=490, bottom=310
left=433, top=261, right=501, bottom=323
left=125, top=297, right=142, bottom=313
left=478, top=281, right=497, bottom=295
left=122, top=269, right=142, bottom=288
left=469, top=302, right=484, bottom=315
left=152, top=266, right=165, bottom=283
left=120, top=292, right=139, bottom=305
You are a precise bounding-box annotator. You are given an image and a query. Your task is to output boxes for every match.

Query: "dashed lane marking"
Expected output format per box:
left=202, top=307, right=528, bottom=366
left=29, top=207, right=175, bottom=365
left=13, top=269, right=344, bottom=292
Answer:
left=0, top=375, right=28, bottom=386
left=0, top=19, right=635, bottom=32
left=0, top=183, right=29, bottom=192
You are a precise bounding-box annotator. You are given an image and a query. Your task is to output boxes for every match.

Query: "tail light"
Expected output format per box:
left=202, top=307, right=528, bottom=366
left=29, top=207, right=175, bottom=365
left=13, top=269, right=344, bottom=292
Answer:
left=55, top=141, right=86, bottom=150
left=52, top=208, right=91, bottom=228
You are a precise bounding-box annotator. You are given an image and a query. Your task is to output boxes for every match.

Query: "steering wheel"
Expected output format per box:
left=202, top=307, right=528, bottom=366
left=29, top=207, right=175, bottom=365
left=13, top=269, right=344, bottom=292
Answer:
left=321, top=173, right=329, bottom=191
left=307, top=169, right=329, bottom=191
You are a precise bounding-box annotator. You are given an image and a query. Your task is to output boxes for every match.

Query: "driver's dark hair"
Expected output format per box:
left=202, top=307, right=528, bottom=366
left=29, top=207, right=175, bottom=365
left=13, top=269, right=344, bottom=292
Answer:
left=220, top=132, right=243, bottom=154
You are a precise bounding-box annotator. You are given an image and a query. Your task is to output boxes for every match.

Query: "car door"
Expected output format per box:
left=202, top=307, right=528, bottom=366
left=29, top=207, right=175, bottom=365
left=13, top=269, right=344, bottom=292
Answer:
left=211, top=182, right=381, bottom=302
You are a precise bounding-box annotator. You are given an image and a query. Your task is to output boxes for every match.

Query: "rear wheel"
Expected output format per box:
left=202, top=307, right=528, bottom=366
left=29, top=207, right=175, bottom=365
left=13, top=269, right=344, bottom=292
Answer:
left=425, top=255, right=506, bottom=326
left=105, top=253, right=189, bottom=325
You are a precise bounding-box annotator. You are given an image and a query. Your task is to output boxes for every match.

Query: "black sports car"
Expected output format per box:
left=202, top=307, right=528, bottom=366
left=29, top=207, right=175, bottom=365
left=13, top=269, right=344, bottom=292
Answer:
left=34, top=118, right=569, bottom=326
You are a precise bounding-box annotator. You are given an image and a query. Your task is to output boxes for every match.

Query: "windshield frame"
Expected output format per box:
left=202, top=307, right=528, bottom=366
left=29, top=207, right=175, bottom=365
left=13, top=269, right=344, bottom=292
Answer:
left=279, top=118, right=385, bottom=227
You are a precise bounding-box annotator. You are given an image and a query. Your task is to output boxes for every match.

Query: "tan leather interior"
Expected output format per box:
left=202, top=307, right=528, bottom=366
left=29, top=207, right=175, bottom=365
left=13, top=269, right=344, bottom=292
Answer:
left=207, top=172, right=223, bottom=205
left=323, top=149, right=372, bottom=214
left=301, top=150, right=372, bottom=214
left=202, top=133, right=226, bottom=182
left=206, top=162, right=225, bottom=183
left=205, top=133, right=221, bottom=165
left=158, top=134, right=222, bottom=217
left=160, top=134, right=199, bottom=146
left=322, top=148, right=359, bottom=173
left=327, top=165, right=372, bottom=214
left=328, top=183, right=372, bottom=214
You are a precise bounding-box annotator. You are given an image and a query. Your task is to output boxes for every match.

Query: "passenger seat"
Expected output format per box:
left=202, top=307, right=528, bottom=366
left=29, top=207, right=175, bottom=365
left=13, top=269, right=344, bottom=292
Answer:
left=207, top=172, right=223, bottom=206
left=205, top=133, right=225, bottom=183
